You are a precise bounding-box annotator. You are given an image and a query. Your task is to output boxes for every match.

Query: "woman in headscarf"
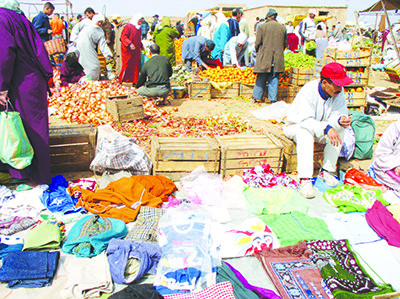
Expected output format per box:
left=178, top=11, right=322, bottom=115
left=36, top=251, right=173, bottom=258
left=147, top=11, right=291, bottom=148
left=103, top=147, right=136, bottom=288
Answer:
left=211, top=12, right=231, bottom=61
left=60, top=51, right=85, bottom=85
left=0, top=0, right=53, bottom=185
left=153, top=16, right=180, bottom=67
left=76, top=14, right=112, bottom=80
left=119, top=13, right=144, bottom=84
left=197, top=13, right=216, bottom=40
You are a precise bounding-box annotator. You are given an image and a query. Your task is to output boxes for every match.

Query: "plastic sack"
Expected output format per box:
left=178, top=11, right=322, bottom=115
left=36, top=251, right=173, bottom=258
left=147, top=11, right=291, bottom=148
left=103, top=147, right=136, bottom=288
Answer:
left=344, top=168, right=387, bottom=192
left=0, top=101, right=34, bottom=169
left=250, top=101, right=290, bottom=122
left=339, top=126, right=356, bottom=160
left=153, top=205, right=220, bottom=294
left=89, top=134, right=152, bottom=175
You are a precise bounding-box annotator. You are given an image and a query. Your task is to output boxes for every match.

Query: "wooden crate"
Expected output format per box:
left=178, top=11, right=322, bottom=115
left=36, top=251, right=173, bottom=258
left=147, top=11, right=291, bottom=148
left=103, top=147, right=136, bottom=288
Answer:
left=324, top=48, right=371, bottom=59
left=239, top=83, right=268, bottom=99
left=272, top=133, right=325, bottom=174
left=189, top=82, right=211, bottom=99
left=281, top=84, right=301, bottom=104
left=215, top=134, right=284, bottom=177
left=344, top=87, right=366, bottom=107
left=49, top=124, right=97, bottom=173
left=289, top=67, right=314, bottom=86
left=151, top=136, right=220, bottom=181
left=336, top=57, right=371, bottom=67
left=106, top=95, right=144, bottom=122
left=211, top=82, right=240, bottom=98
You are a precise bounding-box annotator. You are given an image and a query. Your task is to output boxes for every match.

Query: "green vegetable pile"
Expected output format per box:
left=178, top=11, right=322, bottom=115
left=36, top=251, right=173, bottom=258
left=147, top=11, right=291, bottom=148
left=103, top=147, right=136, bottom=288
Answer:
left=171, top=65, right=192, bottom=86
left=284, top=52, right=316, bottom=68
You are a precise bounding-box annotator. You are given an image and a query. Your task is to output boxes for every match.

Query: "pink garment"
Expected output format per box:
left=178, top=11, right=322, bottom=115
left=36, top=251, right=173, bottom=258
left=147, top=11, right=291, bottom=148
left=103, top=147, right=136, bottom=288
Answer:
left=163, top=282, right=236, bottom=299
left=387, top=170, right=400, bottom=184
left=366, top=200, right=400, bottom=247
left=243, top=164, right=298, bottom=189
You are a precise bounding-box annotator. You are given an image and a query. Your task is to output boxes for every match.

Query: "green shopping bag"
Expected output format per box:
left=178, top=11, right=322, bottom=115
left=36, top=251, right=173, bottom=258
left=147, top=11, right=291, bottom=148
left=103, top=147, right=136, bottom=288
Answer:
left=0, top=101, right=34, bottom=169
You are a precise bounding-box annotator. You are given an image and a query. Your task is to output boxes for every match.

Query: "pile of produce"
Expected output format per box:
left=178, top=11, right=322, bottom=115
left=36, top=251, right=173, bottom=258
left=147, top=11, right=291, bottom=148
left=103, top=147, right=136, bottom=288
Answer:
left=48, top=81, right=136, bottom=125
left=170, top=65, right=192, bottom=86
left=175, top=38, right=187, bottom=62
left=112, top=113, right=257, bottom=153
left=200, top=67, right=257, bottom=84
left=352, top=38, right=381, bottom=54
left=284, top=52, right=315, bottom=68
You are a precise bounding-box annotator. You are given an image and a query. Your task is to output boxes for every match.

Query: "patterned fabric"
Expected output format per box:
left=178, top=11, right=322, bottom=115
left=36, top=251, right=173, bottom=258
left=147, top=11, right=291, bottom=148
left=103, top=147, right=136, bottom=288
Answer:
left=307, top=239, right=395, bottom=298
left=0, top=216, right=36, bottom=235
left=163, top=282, right=236, bottom=299
left=125, top=206, right=165, bottom=242
left=323, top=184, right=389, bottom=213
left=0, top=185, right=14, bottom=206
left=255, top=241, right=331, bottom=299
left=243, top=164, right=299, bottom=189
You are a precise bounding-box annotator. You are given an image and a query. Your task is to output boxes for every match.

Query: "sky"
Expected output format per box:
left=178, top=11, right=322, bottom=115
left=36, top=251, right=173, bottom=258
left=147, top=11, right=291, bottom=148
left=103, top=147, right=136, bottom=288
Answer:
left=20, top=0, right=398, bottom=24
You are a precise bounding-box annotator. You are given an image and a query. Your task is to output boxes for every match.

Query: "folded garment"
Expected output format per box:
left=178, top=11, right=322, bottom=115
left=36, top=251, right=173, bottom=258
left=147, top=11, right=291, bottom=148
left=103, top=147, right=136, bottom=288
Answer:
left=109, top=283, right=163, bottom=299
left=61, top=252, right=113, bottom=298
left=0, top=251, right=60, bottom=288
left=0, top=236, right=23, bottom=258
left=62, top=215, right=127, bottom=257
left=0, top=185, right=14, bottom=205
left=163, top=281, right=236, bottom=299
left=0, top=216, right=36, bottom=235
left=23, top=220, right=62, bottom=251
left=107, top=239, right=161, bottom=284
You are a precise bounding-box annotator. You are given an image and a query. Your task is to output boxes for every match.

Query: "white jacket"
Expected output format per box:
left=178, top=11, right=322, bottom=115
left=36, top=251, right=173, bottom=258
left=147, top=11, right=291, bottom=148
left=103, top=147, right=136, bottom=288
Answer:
left=286, top=80, right=348, bottom=138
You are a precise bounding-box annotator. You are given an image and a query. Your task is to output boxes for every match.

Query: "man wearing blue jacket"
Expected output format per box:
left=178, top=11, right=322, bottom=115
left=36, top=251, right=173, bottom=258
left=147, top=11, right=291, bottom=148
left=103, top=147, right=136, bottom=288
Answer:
left=181, top=36, right=215, bottom=72
left=32, top=2, right=54, bottom=42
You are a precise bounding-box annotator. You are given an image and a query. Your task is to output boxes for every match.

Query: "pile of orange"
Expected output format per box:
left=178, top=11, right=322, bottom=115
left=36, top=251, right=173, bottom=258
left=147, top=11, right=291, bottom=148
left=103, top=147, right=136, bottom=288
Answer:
left=200, top=67, right=257, bottom=84
left=175, top=38, right=187, bottom=62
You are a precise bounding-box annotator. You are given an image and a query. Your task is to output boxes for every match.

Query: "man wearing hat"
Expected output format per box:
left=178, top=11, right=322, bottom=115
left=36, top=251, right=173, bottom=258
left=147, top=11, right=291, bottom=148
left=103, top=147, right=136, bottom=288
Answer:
left=299, top=8, right=317, bottom=56
left=284, top=62, right=353, bottom=198
left=181, top=36, right=215, bottom=72
left=251, top=8, right=286, bottom=103
left=151, top=14, right=159, bottom=33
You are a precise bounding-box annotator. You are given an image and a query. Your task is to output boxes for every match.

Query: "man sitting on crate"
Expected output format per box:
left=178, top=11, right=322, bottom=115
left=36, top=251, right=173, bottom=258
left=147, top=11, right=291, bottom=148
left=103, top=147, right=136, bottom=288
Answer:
left=284, top=62, right=353, bottom=198
left=136, top=44, right=172, bottom=105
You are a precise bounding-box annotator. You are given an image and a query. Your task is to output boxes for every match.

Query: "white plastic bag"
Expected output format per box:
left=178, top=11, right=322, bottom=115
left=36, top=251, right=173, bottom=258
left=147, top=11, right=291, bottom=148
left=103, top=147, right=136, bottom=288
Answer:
left=250, top=101, right=290, bottom=122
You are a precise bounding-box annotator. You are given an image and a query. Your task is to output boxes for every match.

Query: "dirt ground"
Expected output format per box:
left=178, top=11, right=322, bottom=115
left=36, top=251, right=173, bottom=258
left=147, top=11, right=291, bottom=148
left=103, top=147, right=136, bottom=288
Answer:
left=49, top=69, right=400, bottom=180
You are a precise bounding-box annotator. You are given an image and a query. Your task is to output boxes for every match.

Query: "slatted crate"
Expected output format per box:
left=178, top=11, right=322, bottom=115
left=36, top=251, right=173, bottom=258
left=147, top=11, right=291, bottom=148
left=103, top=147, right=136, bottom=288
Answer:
left=272, top=133, right=325, bottom=174
left=344, top=87, right=367, bottom=107
left=189, top=81, right=211, bottom=99
left=211, top=82, right=240, bottom=98
left=215, top=134, right=284, bottom=177
left=239, top=83, right=268, bottom=99
left=49, top=124, right=97, bottom=173
left=280, top=84, right=302, bottom=104
left=106, top=95, right=144, bottom=122
left=289, top=67, right=314, bottom=86
left=151, top=136, right=220, bottom=181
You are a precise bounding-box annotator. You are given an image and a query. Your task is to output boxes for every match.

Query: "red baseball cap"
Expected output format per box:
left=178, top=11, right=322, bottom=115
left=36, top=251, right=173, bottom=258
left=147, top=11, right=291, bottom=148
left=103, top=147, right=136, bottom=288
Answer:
left=321, top=62, right=354, bottom=87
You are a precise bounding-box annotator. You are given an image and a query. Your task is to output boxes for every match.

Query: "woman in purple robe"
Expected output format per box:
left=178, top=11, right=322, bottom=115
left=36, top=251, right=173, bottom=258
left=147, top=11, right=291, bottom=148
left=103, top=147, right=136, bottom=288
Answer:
left=0, top=0, right=53, bottom=185
left=60, top=52, right=85, bottom=86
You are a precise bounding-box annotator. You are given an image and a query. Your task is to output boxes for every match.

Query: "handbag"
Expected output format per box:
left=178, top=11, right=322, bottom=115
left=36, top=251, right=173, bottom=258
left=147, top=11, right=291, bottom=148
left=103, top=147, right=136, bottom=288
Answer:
left=0, top=101, right=34, bottom=169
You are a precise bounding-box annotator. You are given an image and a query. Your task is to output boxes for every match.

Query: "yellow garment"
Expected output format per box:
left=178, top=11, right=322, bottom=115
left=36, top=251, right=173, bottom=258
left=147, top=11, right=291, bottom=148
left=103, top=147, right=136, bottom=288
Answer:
left=387, top=204, right=400, bottom=224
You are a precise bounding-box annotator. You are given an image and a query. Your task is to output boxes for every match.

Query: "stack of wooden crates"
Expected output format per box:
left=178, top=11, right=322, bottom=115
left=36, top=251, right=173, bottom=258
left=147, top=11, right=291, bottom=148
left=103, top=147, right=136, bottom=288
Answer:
left=322, top=48, right=371, bottom=111
left=284, top=67, right=313, bottom=103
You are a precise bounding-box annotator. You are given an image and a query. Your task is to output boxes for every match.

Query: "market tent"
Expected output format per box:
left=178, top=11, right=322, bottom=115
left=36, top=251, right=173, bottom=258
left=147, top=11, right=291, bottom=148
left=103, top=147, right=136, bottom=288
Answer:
left=361, top=0, right=400, bottom=12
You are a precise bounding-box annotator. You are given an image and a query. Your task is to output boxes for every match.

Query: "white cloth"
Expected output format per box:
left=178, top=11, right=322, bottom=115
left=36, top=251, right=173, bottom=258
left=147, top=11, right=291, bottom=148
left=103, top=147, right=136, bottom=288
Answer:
left=61, top=253, right=113, bottom=298
left=76, top=24, right=112, bottom=80
left=130, top=13, right=144, bottom=29
left=286, top=24, right=294, bottom=34
left=92, top=14, right=105, bottom=25
left=215, top=12, right=228, bottom=31
left=284, top=80, right=348, bottom=178
left=223, top=36, right=249, bottom=67
left=70, top=18, right=91, bottom=43
left=239, top=17, right=250, bottom=38
left=371, top=120, right=400, bottom=196
left=301, top=17, right=316, bottom=40
left=197, top=14, right=216, bottom=40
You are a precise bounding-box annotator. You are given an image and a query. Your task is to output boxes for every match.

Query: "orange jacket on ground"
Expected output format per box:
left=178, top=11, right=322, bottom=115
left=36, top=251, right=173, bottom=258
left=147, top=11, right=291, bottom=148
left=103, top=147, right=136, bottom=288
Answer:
left=71, top=175, right=177, bottom=223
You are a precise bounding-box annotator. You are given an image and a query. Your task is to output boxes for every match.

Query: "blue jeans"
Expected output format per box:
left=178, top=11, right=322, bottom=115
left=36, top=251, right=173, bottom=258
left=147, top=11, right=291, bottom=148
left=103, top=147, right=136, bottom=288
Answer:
left=252, top=71, right=279, bottom=102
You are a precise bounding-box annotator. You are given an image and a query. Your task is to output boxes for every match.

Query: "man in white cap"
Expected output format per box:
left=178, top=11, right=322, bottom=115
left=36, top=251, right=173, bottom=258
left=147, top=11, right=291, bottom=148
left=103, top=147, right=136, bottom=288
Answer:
left=300, top=8, right=317, bottom=56
left=222, top=33, right=249, bottom=67
left=284, top=62, right=353, bottom=198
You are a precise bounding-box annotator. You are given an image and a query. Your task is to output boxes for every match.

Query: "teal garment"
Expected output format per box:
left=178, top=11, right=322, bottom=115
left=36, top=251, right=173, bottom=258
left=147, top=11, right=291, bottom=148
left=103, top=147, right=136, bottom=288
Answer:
left=243, top=186, right=309, bottom=216
left=62, top=215, right=128, bottom=258
left=211, top=23, right=231, bottom=60
left=259, top=211, right=333, bottom=247
left=216, top=262, right=259, bottom=299
left=323, top=184, right=388, bottom=213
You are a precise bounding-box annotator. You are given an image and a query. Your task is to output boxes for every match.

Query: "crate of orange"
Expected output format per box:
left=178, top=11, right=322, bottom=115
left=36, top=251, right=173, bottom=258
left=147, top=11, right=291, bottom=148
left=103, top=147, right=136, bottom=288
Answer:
left=344, top=86, right=366, bottom=107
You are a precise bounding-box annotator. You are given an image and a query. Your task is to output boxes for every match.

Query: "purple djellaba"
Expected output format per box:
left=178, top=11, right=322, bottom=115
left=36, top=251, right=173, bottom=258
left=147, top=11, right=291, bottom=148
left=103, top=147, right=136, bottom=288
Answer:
left=0, top=6, right=53, bottom=184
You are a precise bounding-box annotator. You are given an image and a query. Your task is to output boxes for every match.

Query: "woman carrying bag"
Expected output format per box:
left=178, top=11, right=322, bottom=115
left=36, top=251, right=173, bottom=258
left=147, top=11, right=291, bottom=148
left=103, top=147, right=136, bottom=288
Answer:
left=0, top=0, right=53, bottom=185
